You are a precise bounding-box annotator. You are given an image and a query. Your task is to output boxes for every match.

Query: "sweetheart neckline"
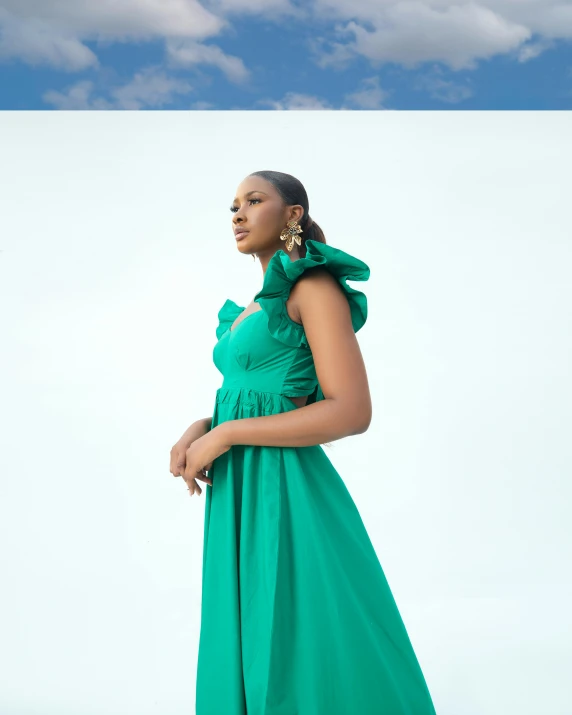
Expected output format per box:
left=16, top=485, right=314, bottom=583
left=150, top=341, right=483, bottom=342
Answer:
left=221, top=297, right=304, bottom=341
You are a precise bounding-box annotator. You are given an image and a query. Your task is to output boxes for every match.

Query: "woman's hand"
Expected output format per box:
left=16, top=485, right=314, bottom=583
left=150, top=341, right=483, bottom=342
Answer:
left=183, top=426, right=232, bottom=497
left=170, top=418, right=213, bottom=495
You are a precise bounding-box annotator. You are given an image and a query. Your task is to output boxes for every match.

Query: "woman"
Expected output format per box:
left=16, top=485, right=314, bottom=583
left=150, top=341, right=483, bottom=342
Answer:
left=170, top=170, right=437, bottom=714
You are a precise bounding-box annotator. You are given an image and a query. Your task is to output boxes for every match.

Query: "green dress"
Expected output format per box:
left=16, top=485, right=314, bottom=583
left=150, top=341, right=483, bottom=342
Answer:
left=196, top=239, right=437, bottom=714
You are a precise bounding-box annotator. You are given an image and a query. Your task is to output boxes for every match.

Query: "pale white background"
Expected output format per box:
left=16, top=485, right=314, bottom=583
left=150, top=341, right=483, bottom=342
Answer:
left=0, top=112, right=570, bottom=715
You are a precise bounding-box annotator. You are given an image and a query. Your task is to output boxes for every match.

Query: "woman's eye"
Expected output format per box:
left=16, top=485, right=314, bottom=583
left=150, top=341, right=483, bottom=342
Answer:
left=229, top=198, right=261, bottom=213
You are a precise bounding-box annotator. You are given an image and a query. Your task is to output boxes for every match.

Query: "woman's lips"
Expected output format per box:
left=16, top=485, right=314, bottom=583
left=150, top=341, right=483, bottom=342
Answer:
left=235, top=231, right=249, bottom=241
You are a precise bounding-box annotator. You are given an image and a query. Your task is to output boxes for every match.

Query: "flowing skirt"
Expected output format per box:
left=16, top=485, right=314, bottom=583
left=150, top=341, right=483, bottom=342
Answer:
left=196, top=386, right=437, bottom=715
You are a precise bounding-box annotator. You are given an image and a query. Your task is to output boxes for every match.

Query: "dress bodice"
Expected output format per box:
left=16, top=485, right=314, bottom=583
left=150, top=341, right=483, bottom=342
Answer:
left=212, top=239, right=370, bottom=405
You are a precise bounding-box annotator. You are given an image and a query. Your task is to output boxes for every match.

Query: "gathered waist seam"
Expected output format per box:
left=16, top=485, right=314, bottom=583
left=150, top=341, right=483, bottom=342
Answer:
left=216, top=385, right=290, bottom=399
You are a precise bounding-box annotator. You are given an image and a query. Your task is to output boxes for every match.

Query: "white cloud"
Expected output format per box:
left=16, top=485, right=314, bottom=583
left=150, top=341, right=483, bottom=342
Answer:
left=190, top=100, right=216, bottom=109
left=256, top=77, right=392, bottom=110
left=42, top=66, right=194, bottom=109
left=0, top=9, right=98, bottom=71
left=0, top=0, right=223, bottom=38
left=165, top=38, right=249, bottom=83
left=343, top=75, right=389, bottom=109
left=0, top=1, right=224, bottom=70
left=310, top=0, right=572, bottom=70
left=256, top=91, right=333, bottom=109
left=110, top=66, right=194, bottom=109
left=204, top=0, right=303, bottom=19
left=315, top=3, right=531, bottom=71
left=517, top=38, right=555, bottom=63
left=42, top=80, right=107, bottom=109
left=412, top=67, right=474, bottom=104
left=309, top=34, right=358, bottom=71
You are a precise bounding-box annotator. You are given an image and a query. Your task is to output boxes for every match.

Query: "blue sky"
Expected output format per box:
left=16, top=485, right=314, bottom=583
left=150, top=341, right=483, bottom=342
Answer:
left=1, top=0, right=571, bottom=110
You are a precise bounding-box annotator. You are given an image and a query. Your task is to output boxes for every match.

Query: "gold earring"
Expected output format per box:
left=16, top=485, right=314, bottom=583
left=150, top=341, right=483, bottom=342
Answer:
left=280, top=219, right=303, bottom=252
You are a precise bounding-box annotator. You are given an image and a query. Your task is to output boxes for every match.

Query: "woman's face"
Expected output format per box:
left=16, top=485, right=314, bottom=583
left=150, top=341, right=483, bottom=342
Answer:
left=230, top=176, right=303, bottom=259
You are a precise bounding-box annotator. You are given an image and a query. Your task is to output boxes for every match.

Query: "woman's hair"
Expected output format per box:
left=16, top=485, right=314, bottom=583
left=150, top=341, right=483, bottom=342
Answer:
left=248, top=170, right=326, bottom=257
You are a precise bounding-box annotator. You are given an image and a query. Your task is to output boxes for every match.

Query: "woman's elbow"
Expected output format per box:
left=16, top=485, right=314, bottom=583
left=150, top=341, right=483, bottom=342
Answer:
left=356, top=394, right=372, bottom=434
left=355, top=411, right=371, bottom=434
left=341, top=400, right=372, bottom=435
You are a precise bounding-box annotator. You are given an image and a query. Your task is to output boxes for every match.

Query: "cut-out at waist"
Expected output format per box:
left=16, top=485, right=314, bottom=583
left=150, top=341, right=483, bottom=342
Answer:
left=286, top=395, right=309, bottom=408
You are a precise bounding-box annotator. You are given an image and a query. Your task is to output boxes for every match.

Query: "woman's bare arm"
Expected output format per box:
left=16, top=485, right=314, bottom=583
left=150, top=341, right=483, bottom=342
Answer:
left=217, top=268, right=372, bottom=448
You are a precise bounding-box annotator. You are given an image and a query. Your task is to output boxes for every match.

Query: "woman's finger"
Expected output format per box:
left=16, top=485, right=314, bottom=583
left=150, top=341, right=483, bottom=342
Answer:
left=170, top=449, right=185, bottom=477
left=173, top=459, right=185, bottom=477
left=196, top=470, right=213, bottom=486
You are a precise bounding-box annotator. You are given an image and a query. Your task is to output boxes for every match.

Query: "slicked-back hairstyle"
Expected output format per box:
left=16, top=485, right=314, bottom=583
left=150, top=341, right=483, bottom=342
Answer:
left=248, top=170, right=326, bottom=257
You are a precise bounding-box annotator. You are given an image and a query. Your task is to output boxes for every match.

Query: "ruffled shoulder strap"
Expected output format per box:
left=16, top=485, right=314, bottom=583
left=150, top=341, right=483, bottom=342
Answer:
left=253, top=239, right=370, bottom=348
left=216, top=298, right=244, bottom=340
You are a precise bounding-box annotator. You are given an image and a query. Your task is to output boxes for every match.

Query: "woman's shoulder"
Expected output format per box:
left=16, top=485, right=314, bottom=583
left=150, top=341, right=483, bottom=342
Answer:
left=253, top=239, right=370, bottom=347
